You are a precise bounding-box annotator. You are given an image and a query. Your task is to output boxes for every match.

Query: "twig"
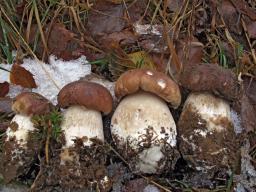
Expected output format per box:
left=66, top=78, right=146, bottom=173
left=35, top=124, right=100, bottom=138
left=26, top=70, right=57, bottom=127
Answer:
left=45, top=119, right=51, bottom=164
left=30, top=156, right=42, bottom=190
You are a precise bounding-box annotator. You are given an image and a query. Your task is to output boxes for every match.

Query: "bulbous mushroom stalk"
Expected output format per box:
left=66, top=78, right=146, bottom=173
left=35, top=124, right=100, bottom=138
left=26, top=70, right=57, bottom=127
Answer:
left=48, top=80, right=113, bottom=191
left=111, top=69, right=181, bottom=174
left=1, top=92, right=52, bottom=183
left=178, top=92, right=240, bottom=177
left=57, top=80, right=113, bottom=147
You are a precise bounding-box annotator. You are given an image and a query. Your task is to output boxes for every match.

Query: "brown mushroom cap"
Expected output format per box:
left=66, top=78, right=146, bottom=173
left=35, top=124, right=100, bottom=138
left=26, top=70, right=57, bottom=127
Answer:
left=12, top=92, right=52, bottom=115
left=115, top=69, right=181, bottom=108
left=57, top=81, right=113, bottom=114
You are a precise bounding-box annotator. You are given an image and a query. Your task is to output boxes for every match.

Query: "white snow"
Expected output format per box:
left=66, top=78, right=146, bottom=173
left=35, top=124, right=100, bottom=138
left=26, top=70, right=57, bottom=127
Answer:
left=0, top=55, right=91, bottom=104
left=143, top=185, right=160, bottom=192
left=230, top=109, right=243, bottom=134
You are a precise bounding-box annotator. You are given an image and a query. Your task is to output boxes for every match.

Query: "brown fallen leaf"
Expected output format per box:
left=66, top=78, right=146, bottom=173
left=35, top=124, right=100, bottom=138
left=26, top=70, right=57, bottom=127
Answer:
left=127, top=51, right=156, bottom=69
left=218, top=0, right=242, bottom=34
left=167, top=0, right=184, bottom=12
left=10, top=63, right=37, bottom=88
left=247, top=21, right=256, bottom=39
left=176, top=37, right=204, bottom=67
left=240, top=94, right=256, bottom=133
left=29, top=23, right=95, bottom=61
left=0, top=82, right=9, bottom=97
left=229, top=0, right=256, bottom=21
left=87, top=1, right=126, bottom=36
left=0, top=97, right=13, bottom=113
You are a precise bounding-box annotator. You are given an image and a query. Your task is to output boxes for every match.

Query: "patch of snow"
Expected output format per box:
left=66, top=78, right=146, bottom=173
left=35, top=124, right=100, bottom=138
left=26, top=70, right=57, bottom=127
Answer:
left=0, top=55, right=91, bottom=104
left=143, top=185, right=160, bottom=192
left=0, top=64, right=12, bottom=82
left=230, top=109, right=244, bottom=134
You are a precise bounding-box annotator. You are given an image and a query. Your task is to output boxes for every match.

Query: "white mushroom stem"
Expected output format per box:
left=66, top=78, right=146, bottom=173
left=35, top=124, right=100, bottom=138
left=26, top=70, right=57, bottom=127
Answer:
left=61, top=105, right=104, bottom=148
left=183, top=92, right=231, bottom=133
left=6, top=114, right=36, bottom=148
left=111, top=92, right=177, bottom=173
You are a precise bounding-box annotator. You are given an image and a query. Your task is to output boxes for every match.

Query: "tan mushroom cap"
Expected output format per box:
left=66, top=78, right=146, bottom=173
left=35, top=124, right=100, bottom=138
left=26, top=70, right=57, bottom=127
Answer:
left=57, top=80, right=113, bottom=114
left=12, top=92, right=52, bottom=116
left=115, top=69, right=181, bottom=108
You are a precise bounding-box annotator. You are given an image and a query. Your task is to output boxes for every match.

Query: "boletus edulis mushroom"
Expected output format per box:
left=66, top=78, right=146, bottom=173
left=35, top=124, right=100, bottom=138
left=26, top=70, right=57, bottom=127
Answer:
left=1, top=92, right=52, bottom=182
left=57, top=80, right=113, bottom=148
left=111, top=69, right=181, bottom=174
left=178, top=92, right=240, bottom=178
left=43, top=80, right=113, bottom=191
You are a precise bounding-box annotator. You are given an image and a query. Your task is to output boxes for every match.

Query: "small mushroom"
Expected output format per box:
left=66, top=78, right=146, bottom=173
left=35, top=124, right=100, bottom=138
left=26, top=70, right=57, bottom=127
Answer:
left=111, top=69, right=181, bottom=174
left=57, top=80, right=113, bottom=147
left=1, top=92, right=52, bottom=182
left=178, top=92, right=240, bottom=177
left=49, top=80, right=113, bottom=190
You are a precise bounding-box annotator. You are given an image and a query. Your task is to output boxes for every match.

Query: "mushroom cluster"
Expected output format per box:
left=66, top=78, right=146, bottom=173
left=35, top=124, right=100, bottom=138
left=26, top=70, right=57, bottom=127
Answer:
left=57, top=80, right=113, bottom=148
left=1, top=92, right=52, bottom=182
left=111, top=69, right=181, bottom=174
left=178, top=92, right=240, bottom=176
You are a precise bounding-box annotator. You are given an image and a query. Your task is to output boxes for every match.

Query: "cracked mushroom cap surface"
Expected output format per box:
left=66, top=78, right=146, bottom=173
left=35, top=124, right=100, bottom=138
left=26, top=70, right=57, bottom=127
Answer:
left=12, top=92, right=52, bottom=116
left=57, top=80, right=113, bottom=114
left=114, top=69, right=181, bottom=108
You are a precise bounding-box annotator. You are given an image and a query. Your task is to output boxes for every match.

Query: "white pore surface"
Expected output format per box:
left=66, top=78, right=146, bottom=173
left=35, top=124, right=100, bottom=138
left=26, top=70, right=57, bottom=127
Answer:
left=6, top=114, right=35, bottom=147
left=0, top=55, right=91, bottom=104
left=61, top=106, right=104, bottom=147
left=184, top=92, right=232, bottom=133
left=111, top=92, right=177, bottom=147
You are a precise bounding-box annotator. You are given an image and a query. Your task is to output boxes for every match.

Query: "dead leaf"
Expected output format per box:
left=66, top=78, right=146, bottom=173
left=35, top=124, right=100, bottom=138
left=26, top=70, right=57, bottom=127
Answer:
left=218, top=0, right=243, bottom=34
left=127, top=51, right=155, bottom=69
left=29, top=23, right=92, bottom=61
left=176, top=37, right=204, bottom=67
left=100, top=30, right=137, bottom=50
left=0, top=97, right=13, bottom=113
left=0, top=82, right=9, bottom=97
left=10, top=63, right=37, bottom=88
left=243, top=75, right=256, bottom=106
left=241, top=94, right=256, bottom=132
left=229, top=0, right=256, bottom=21
left=87, top=2, right=126, bottom=36
left=247, top=21, right=256, bottom=39
left=167, top=0, right=184, bottom=12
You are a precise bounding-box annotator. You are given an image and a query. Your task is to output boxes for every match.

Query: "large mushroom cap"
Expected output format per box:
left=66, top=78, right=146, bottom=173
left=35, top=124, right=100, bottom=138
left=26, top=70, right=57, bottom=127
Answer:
left=12, top=92, right=52, bottom=116
left=115, top=69, right=181, bottom=108
left=57, top=81, right=113, bottom=114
